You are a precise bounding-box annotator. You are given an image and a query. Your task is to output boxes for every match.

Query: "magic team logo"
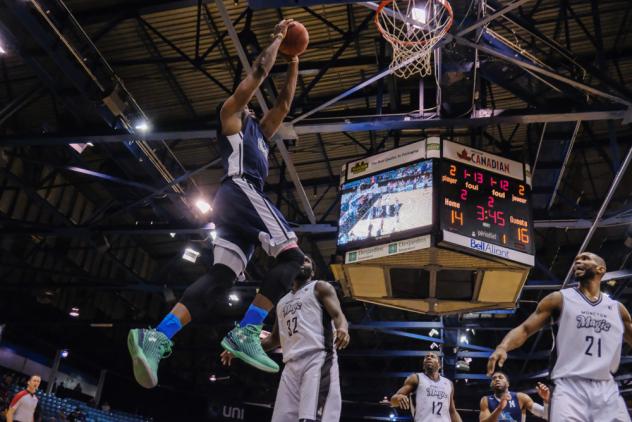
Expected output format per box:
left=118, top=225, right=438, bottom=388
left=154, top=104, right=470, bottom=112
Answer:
left=425, top=385, right=449, bottom=400
left=282, top=301, right=302, bottom=318
left=576, top=315, right=611, bottom=333
left=350, top=161, right=369, bottom=174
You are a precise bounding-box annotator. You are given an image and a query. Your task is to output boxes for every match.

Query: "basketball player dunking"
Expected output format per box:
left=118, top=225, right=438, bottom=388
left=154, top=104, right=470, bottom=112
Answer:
left=221, top=256, right=350, bottom=422
left=479, top=371, right=550, bottom=422
left=127, top=19, right=311, bottom=388
left=488, top=252, right=632, bottom=421
left=390, top=352, right=462, bottom=421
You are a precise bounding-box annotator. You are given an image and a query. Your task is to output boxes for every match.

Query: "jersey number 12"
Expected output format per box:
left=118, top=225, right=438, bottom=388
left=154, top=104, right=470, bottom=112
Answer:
left=432, top=401, right=443, bottom=416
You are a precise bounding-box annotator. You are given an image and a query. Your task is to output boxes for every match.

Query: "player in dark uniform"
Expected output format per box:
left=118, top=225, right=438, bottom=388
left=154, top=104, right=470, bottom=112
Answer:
left=479, top=371, right=549, bottom=422
left=127, top=19, right=309, bottom=388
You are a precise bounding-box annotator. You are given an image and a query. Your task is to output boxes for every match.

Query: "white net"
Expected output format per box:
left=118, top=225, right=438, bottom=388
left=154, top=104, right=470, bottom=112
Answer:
left=376, top=0, right=453, bottom=79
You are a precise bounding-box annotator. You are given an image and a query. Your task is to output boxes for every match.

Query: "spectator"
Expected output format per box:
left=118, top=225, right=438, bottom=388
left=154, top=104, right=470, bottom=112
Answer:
left=6, top=374, right=41, bottom=422
left=65, top=407, right=85, bottom=422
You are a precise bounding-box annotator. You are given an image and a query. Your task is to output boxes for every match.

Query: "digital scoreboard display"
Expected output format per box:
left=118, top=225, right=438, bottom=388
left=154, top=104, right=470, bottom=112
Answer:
left=439, top=159, right=534, bottom=257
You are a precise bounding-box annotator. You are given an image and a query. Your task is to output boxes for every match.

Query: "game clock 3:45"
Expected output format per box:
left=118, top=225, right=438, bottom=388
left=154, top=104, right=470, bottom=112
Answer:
left=440, top=160, right=534, bottom=255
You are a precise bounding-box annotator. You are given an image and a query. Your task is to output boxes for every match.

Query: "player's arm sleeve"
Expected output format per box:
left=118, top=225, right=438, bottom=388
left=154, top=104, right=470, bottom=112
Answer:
left=521, top=392, right=547, bottom=420
left=7, top=391, right=27, bottom=422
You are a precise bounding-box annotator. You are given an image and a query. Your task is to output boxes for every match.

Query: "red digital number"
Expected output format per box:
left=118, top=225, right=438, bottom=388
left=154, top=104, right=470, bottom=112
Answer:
left=488, top=210, right=506, bottom=226
left=463, top=169, right=471, bottom=179
left=476, top=205, right=486, bottom=222
left=518, top=227, right=529, bottom=244
left=449, top=164, right=456, bottom=177
left=500, top=180, right=509, bottom=191
left=488, top=196, right=494, bottom=208
left=451, top=210, right=464, bottom=226
left=474, top=172, right=484, bottom=184
left=461, top=189, right=468, bottom=201
left=490, top=177, right=497, bottom=187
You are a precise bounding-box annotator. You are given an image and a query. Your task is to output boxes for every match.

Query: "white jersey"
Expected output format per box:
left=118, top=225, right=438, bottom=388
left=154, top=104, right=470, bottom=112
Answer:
left=277, top=280, right=335, bottom=363
left=414, top=373, right=453, bottom=422
left=551, top=288, right=624, bottom=381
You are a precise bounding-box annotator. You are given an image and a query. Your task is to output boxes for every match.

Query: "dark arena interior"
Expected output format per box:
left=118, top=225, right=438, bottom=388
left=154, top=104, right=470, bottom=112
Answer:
left=0, top=0, right=631, bottom=421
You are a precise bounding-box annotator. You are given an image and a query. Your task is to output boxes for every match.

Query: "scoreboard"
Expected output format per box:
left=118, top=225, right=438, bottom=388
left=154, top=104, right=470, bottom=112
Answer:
left=439, top=140, right=534, bottom=265
left=338, top=139, right=535, bottom=267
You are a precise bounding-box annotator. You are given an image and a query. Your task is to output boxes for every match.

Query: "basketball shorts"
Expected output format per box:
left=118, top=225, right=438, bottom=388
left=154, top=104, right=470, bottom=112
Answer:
left=550, top=377, right=631, bottom=422
left=271, top=351, right=341, bottom=422
left=211, top=177, right=297, bottom=274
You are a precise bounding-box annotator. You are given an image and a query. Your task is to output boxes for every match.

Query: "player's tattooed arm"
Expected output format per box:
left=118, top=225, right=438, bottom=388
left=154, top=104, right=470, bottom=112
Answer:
left=220, top=19, right=293, bottom=136
left=488, top=292, right=562, bottom=375
left=315, top=281, right=350, bottom=350
left=390, top=374, right=418, bottom=410
left=448, top=383, right=462, bottom=422
left=619, top=303, right=632, bottom=348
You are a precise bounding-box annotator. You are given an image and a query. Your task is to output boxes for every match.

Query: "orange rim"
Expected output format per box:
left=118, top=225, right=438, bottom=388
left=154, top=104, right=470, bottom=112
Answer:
left=375, top=0, right=454, bottom=47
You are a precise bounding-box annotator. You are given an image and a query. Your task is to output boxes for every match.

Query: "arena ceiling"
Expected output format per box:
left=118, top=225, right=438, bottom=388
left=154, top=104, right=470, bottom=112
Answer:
left=0, top=0, right=631, bottom=419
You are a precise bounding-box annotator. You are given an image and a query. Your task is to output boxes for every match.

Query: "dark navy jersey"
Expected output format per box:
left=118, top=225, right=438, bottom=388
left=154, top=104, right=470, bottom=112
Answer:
left=218, top=114, right=270, bottom=190
left=488, top=392, right=522, bottom=422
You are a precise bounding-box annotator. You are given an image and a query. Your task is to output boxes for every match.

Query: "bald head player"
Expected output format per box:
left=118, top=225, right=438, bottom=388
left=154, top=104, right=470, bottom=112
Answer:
left=487, top=252, right=632, bottom=421
left=390, top=352, right=462, bottom=421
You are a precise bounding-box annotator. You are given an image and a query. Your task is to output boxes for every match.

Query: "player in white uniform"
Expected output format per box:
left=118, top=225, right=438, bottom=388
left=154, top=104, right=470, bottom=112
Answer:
left=488, top=252, right=632, bottom=422
left=390, top=352, right=462, bottom=421
left=221, top=256, right=350, bottom=422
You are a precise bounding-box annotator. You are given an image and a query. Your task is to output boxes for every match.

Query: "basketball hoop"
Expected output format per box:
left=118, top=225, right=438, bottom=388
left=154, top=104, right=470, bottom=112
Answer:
left=375, top=0, right=453, bottom=78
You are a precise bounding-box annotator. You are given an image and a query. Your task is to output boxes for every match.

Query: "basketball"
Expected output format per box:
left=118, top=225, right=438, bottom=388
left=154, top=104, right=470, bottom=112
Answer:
left=279, top=22, right=309, bottom=56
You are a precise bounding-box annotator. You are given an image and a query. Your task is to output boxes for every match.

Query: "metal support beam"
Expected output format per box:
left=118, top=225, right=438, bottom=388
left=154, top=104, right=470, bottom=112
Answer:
left=562, top=144, right=632, bottom=286
left=292, top=109, right=626, bottom=134
left=454, top=37, right=632, bottom=108
left=547, top=120, right=581, bottom=210
left=215, top=0, right=316, bottom=224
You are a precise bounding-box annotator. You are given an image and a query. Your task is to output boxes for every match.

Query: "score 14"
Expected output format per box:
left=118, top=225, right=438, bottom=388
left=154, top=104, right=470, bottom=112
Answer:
left=451, top=209, right=464, bottom=226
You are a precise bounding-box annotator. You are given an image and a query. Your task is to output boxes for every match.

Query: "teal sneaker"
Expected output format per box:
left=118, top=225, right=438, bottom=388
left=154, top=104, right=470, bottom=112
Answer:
left=221, top=324, right=279, bottom=373
left=127, top=328, right=173, bottom=388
